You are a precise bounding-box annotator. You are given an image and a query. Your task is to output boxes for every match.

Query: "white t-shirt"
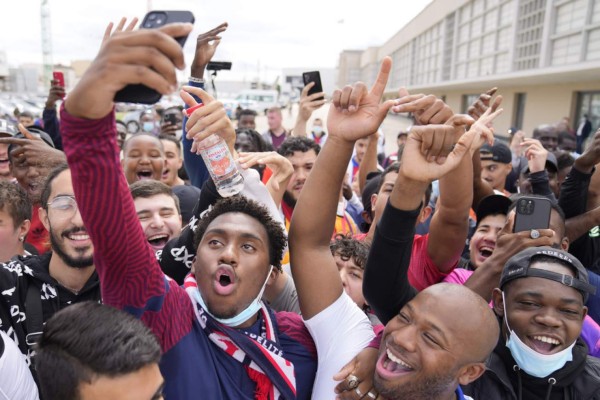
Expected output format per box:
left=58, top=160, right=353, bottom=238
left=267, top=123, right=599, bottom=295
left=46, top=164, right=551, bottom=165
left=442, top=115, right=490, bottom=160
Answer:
left=0, top=331, right=39, bottom=400
left=304, top=292, right=375, bottom=399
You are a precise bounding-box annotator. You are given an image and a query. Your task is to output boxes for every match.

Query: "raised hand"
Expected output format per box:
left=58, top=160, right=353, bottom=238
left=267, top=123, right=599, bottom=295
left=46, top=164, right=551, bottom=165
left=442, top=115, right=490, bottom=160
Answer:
left=298, top=82, right=326, bottom=121
left=66, top=23, right=192, bottom=120
left=521, top=138, right=548, bottom=173
left=575, top=128, right=600, bottom=173
left=101, top=17, right=139, bottom=46
left=46, top=80, right=66, bottom=108
left=401, top=107, right=502, bottom=182
left=392, top=88, right=453, bottom=125
left=327, top=57, right=395, bottom=143
left=238, top=151, right=293, bottom=207
left=238, top=151, right=293, bottom=192
left=190, top=22, right=228, bottom=77
left=0, top=124, right=66, bottom=167
left=180, top=86, right=235, bottom=155
left=467, top=87, right=503, bottom=122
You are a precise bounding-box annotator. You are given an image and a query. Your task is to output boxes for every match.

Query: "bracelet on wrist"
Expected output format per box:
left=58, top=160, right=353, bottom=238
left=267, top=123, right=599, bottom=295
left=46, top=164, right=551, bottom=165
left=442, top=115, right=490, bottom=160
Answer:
left=188, top=76, right=205, bottom=84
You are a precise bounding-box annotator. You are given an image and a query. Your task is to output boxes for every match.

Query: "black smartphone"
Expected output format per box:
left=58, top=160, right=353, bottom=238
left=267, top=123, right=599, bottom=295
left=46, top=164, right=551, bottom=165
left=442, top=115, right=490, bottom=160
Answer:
left=302, top=71, right=324, bottom=100
left=513, top=196, right=552, bottom=232
left=114, top=10, right=195, bottom=104
left=163, top=112, right=180, bottom=126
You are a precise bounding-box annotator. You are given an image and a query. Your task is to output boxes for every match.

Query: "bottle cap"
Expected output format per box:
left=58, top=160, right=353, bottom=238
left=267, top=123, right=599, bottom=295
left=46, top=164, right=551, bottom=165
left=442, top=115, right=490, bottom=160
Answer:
left=185, top=103, right=204, bottom=117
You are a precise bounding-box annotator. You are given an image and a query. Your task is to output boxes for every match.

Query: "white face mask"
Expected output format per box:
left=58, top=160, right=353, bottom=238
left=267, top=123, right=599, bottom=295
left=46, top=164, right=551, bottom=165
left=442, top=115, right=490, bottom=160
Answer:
left=502, top=292, right=575, bottom=378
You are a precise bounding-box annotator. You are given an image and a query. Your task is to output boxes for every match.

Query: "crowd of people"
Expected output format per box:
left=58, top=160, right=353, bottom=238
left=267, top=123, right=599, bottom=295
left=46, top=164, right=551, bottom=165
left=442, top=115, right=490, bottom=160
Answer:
left=0, top=17, right=599, bottom=400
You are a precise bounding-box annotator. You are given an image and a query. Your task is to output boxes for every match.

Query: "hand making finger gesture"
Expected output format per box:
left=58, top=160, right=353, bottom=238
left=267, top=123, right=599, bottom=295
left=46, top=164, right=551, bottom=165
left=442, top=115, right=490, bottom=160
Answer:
left=327, top=57, right=395, bottom=143
left=401, top=106, right=502, bottom=182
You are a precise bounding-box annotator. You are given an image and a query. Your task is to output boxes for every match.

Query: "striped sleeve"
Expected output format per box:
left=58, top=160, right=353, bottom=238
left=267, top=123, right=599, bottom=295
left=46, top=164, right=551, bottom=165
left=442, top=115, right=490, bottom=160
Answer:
left=60, top=106, right=193, bottom=351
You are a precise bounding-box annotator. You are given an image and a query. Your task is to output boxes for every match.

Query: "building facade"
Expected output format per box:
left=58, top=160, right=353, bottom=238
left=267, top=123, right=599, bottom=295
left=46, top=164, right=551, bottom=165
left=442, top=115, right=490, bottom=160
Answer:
left=338, top=0, right=600, bottom=136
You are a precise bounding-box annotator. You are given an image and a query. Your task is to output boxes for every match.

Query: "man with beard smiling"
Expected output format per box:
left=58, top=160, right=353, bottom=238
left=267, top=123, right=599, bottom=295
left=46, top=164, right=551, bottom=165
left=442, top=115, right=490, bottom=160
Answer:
left=0, top=163, right=99, bottom=372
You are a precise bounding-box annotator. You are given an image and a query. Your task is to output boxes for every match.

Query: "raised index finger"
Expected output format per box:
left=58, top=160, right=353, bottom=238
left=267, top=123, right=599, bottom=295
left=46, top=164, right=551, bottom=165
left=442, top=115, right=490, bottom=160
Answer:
left=369, top=56, right=392, bottom=99
left=18, top=124, right=37, bottom=140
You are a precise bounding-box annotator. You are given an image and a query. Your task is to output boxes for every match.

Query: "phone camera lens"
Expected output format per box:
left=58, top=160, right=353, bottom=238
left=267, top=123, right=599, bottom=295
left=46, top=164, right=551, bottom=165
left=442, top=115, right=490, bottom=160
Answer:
left=144, top=21, right=153, bottom=28
left=156, top=18, right=163, bottom=24
left=148, top=14, right=157, bottom=20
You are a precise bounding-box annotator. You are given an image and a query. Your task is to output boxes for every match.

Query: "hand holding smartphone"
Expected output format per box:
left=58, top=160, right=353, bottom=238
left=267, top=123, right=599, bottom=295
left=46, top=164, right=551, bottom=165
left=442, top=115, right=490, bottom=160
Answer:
left=52, top=71, right=65, bottom=99
left=302, top=71, right=324, bottom=101
left=513, top=196, right=551, bottom=233
left=114, top=11, right=195, bottom=104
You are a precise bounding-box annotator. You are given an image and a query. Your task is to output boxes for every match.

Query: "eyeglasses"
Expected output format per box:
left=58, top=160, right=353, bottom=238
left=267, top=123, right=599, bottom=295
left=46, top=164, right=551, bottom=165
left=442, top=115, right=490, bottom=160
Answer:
left=47, top=195, right=78, bottom=220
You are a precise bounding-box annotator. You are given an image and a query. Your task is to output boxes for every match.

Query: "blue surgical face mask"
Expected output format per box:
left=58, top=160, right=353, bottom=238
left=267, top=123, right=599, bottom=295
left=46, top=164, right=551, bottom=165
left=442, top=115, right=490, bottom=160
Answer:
left=502, top=292, right=575, bottom=378
left=312, top=126, right=323, bottom=135
left=142, top=121, right=155, bottom=133
left=193, top=265, right=273, bottom=328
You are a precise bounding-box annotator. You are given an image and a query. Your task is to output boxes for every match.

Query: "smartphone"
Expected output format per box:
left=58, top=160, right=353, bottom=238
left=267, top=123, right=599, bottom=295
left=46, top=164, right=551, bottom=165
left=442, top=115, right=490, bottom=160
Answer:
left=53, top=71, right=65, bottom=98
left=302, top=71, right=324, bottom=100
left=114, top=10, right=195, bottom=104
left=163, top=112, right=180, bottom=126
left=513, top=196, right=552, bottom=233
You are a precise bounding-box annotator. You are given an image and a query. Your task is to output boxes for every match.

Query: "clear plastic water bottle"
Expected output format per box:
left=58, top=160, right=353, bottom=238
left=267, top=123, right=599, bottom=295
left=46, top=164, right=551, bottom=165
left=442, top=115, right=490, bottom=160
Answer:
left=186, top=104, right=244, bottom=197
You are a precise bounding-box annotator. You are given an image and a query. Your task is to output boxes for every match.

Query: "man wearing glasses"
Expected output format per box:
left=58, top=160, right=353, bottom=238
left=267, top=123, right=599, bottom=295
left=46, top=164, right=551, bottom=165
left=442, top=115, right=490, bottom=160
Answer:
left=0, top=162, right=100, bottom=376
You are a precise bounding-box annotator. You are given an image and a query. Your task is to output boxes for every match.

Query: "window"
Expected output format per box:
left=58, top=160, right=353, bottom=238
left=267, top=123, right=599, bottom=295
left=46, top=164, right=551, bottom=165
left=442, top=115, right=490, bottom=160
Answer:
left=513, top=93, right=527, bottom=129
left=551, top=33, right=582, bottom=65
left=555, top=0, right=586, bottom=35
left=576, top=91, right=600, bottom=136
left=462, top=94, right=480, bottom=113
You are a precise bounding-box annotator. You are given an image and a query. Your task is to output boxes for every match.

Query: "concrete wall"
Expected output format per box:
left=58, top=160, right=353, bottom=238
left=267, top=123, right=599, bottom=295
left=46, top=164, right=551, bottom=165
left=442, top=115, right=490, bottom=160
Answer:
left=432, top=80, right=600, bottom=136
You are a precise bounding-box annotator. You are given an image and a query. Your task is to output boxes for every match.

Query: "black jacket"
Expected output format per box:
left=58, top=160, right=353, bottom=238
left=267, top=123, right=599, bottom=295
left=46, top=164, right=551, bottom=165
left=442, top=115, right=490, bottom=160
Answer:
left=463, top=336, right=600, bottom=400
left=558, top=166, right=600, bottom=274
left=0, top=252, right=100, bottom=366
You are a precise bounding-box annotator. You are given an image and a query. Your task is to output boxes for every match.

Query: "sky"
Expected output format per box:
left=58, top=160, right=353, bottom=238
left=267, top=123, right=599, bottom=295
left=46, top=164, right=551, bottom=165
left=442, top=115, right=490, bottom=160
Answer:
left=1, top=0, right=432, bottom=82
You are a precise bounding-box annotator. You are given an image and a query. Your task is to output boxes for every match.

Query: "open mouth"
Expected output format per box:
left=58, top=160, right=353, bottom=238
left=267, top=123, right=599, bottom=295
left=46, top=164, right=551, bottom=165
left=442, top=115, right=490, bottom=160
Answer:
left=478, top=245, right=494, bottom=259
left=162, top=168, right=170, bottom=179
left=147, top=233, right=169, bottom=249
left=528, top=335, right=561, bottom=354
left=28, top=182, right=40, bottom=194
left=0, top=158, right=8, bottom=165
left=137, top=170, right=154, bottom=180
left=216, top=268, right=234, bottom=287
left=375, top=345, right=415, bottom=380
left=64, top=229, right=91, bottom=246
left=213, top=265, right=236, bottom=295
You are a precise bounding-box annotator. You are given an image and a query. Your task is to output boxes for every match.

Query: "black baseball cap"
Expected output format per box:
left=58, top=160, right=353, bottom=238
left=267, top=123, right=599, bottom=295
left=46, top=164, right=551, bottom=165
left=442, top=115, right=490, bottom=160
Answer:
left=500, top=246, right=596, bottom=302
left=480, top=141, right=512, bottom=164
left=475, top=194, right=512, bottom=226
left=7, top=127, right=56, bottom=160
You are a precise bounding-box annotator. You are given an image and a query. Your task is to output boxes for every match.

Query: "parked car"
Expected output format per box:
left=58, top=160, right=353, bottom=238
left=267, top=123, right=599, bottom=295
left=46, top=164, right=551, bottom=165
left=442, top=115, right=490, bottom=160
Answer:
left=235, top=90, right=279, bottom=115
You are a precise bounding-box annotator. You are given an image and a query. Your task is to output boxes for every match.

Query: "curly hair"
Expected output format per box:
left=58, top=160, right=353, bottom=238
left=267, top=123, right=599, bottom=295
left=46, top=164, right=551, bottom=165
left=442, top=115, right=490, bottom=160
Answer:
left=193, top=196, right=287, bottom=271
left=330, top=235, right=370, bottom=270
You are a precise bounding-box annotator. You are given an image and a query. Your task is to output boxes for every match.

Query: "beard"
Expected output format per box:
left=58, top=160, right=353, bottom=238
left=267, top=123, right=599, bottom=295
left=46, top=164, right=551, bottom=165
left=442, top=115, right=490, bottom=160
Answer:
left=373, top=369, right=456, bottom=400
left=50, top=227, right=94, bottom=269
left=283, top=191, right=297, bottom=208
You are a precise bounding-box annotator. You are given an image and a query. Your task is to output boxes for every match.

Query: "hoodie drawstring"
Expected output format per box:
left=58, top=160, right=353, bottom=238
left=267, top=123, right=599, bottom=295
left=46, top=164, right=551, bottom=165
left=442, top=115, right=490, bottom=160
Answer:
left=544, top=377, right=556, bottom=400
left=513, top=365, right=522, bottom=400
